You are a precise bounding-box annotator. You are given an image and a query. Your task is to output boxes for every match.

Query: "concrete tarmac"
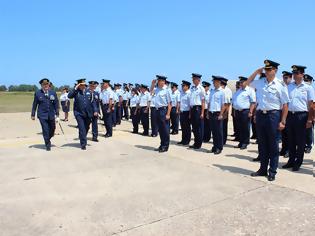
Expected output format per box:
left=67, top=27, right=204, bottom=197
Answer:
left=0, top=112, right=314, bottom=236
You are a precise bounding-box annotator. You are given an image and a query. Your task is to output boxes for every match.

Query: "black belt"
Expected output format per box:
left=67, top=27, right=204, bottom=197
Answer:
left=288, top=111, right=308, bottom=114
left=257, top=109, right=280, bottom=114
left=157, top=106, right=167, bottom=110
left=192, top=105, right=202, bottom=108
left=209, top=111, right=220, bottom=114
left=235, top=109, right=249, bottom=112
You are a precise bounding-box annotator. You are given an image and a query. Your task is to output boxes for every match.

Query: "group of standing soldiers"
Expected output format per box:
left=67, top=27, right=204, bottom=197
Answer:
left=31, top=59, right=315, bottom=181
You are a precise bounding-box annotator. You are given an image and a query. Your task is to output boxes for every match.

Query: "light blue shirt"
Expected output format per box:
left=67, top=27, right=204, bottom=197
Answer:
left=129, top=95, right=139, bottom=107
left=113, top=91, right=119, bottom=103
left=180, top=90, right=191, bottom=112
left=122, top=91, right=130, bottom=100
left=232, top=86, right=256, bottom=110
left=288, top=81, right=315, bottom=112
left=100, top=88, right=113, bottom=104
left=223, top=87, right=232, bottom=104
left=170, top=89, right=180, bottom=107
left=251, top=77, right=289, bottom=111
left=204, top=90, right=210, bottom=110
left=150, top=94, right=156, bottom=107
left=154, top=86, right=171, bottom=108
left=190, top=84, right=205, bottom=107
left=209, top=87, right=225, bottom=112
left=139, top=91, right=151, bottom=107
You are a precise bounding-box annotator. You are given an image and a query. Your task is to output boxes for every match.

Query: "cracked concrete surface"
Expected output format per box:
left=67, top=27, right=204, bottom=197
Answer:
left=0, top=112, right=314, bottom=236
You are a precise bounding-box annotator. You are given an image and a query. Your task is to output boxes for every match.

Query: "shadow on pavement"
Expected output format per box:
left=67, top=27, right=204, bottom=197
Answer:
left=213, top=164, right=253, bottom=175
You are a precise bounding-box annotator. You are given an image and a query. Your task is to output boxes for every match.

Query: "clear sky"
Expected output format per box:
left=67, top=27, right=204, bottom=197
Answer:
left=1, top=0, right=314, bottom=87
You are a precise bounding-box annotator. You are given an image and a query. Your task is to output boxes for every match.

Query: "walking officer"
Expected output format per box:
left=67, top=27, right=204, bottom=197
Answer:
left=150, top=75, right=172, bottom=153
left=232, top=76, right=256, bottom=150
left=88, top=81, right=100, bottom=142
left=208, top=76, right=227, bottom=154
left=282, top=65, right=315, bottom=171
left=31, top=78, right=59, bottom=151
left=68, top=78, right=98, bottom=150
left=189, top=73, right=205, bottom=149
left=177, top=80, right=192, bottom=146
left=100, top=79, right=114, bottom=137
left=245, top=59, right=289, bottom=181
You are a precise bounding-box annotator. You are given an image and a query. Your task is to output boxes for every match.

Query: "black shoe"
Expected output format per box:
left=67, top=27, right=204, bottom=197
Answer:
left=267, top=175, right=275, bottom=181
left=252, top=157, right=260, bottom=162
left=105, top=134, right=112, bottom=138
left=284, top=152, right=289, bottom=158
left=154, top=146, right=162, bottom=151
left=279, top=149, right=287, bottom=156
left=177, top=141, right=184, bottom=145
left=189, top=145, right=200, bottom=149
left=132, top=131, right=138, bottom=134
left=240, top=144, right=247, bottom=150
left=282, top=163, right=294, bottom=169
left=232, top=138, right=240, bottom=142
left=142, top=132, right=149, bottom=136
left=234, top=143, right=242, bottom=148
left=250, top=171, right=267, bottom=177
left=292, top=166, right=300, bottom=172
left=46, top=146, right=51, bottom=151
left=151, top=134, right=157, bottom=137
left=214, top=150, right=222, bottom=155
left=92, top=138, right=99, bottom=142
left=81, top=146, right=86, bottom=150
left=305, top=147, right=312, bottom=153
left=172, top=131, right=178, bottom=135
left=158, top=147, right=168, bottom=153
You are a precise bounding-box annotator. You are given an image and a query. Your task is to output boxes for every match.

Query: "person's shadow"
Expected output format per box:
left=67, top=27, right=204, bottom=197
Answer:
left=225, top=154, right=254, bottom=162
left=213, top=164, right=253, bottom=175
left=29, top=144, right=56, bottom=150
left=134, top=145, right=156, bottom=151
left=61, top=143, right=90, bottom=149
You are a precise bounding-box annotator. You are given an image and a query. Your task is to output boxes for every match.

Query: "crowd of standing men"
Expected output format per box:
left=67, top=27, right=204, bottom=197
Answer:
left=31, top=59, right=315, bottom=181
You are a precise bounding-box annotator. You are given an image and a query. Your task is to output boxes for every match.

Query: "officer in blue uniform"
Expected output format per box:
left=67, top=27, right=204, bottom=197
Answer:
left=31, top=78, right=59, bottom=151
left=304, top=74, right=314, bottom=153
left=221, top=78, right=232, bottom=145
left=100, top=79, right=114, bottom=137
left=189, top=73, right=205, bottom=149
left=169, top=82, right=180, bottom=135
left=68, top=78, right=98, bottom=150
left=282, top=65, right=315, bottom=171
left=231, top=81, right=241, bottom=141
left=88, top=81, right=100, bottom=142
left=246, top=60, right=290, bottom=181
left=139, top=84, right=151, bottom=136
left=178, top=80, right=192, bottom=145
left=150, top=90, right=158, bottom=137
left=130, top=88, right=140, bottom=133
left=150, top=75, right=172, bottom=152
left=202, top=81, right=211, bottom=142
left=232, top=76, right=256, bottom=150
left=208, top=76, right=227, bottom=154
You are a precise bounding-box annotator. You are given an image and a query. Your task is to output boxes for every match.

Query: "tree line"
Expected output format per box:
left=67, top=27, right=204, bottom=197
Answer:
left=0, top=84, right=71, bottom=92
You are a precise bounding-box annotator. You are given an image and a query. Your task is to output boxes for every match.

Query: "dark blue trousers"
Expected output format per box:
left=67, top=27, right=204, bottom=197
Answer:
left=203, top=109, right=211, bottom=142
left=287, top=112, right=308, bottom=167
left=75, top=115, right=91, bottom=147
left=112, top=105, right=116, bottom=126
left=180, top=111, right=191, bottom=144
left=39, top=118, right=56, bottom=147
left=150, top=107, right=158, bottom=136
left=223, top=115, right=228, bottom=145
left=123, top=100, right=129, bottom=120
left=131, top=107, right=140, bottom=133
left=140, top=107, right=149, bottom=135
left=305, top=124, right=314, bottom=149
left=209, top=112, right=223, bottom=151
left=103, top=104, right=113, bottom=136
left=170, top=107, right=179, bottom=133
left=91, top=116, right=98, bottom=139
left=256, top=110, right=281, bottom=176
left=280, top=126, right=289, bottom=154
left=116, top=103, right=122, bottom=125
left=157, top=107, right=170, bottom=148
left=191, top=106, right=204, bottom=148
left=235, top=109, right=250, bottom=145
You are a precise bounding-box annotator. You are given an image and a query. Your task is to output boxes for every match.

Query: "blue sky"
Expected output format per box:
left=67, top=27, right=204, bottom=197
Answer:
left=1, top=0, right=314, bottom=87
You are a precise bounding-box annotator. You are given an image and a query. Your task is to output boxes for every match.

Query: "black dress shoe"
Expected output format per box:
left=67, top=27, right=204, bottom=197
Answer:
left=132, top=131, right=138, bottom=134
left=177, top=141, right=184, bottom=145
left=250, top=171, right=267, bottom=177
left=214, top=150, right=222, bottom=155
left=151, top=134, right=157, bottom=137
left=284, top=152, right=289, bottom=158
left=81, top=146, right=86, bottom=150
left=305, top=147, right=312, bottom=153
left=46, top=146, right=51, bottom=151
left=159, top=147, right=168, bottom=153
left=232, top=138, right=240, bottom=141
left=105, top=134, right=112, bottom=138
left=267, top=175, right=275, bottom=181
left=240, top=145, right=247, bottom=150
left=250, top=135, right=257, bottom=139
left=92, top=138, right=99, bottom=142
left=279, top=149, right=287, bottom=156
left=282, top=163, right=294, bottom=169
left=252, top=157, right=261, bottom=162
left=189, top=145, right=195, bottom=149
left=154, top=146, right=162, bottom=151
left=172, top=131, right=178, bottom=135
left=142, top=132, right=149, bottom=136
left=234, top=143, right=241, bottom=148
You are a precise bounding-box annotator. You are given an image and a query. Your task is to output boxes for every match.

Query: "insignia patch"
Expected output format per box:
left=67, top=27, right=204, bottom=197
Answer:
left=50, top=95, right=55, bottom=100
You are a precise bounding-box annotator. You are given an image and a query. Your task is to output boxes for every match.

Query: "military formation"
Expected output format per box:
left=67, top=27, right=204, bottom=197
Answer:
left=31, top=59, right=315, bottom=181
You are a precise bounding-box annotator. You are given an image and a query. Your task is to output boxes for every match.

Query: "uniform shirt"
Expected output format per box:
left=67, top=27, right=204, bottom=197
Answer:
left=139, top=91, right=151, bottom=107
left=250, top=77, right=289, bottom=111
left=170, top=89, right=180, bottom=107
left=100, top=87, right=113, bottom=104
left=122, top=90, right=130, bottom=101
left=232, top=86, right=256, bottom=110
left=204, top=90, right=210, bottom=110
left=287, top=81, right=315, bottom=112
left=223, top=87, right=233, bottom=104
left=113, top=91, right=119, bottom=103
left=68, top=88, right=98, bottom=118
left=150, top=94, right=156, bottom=107
left=190, top=84, right=205, bottom=107
left=115, top=89, right=123, bottom=98
left=60, top=92, right=69, bottom=102
left=180, top=90, right=191, bottom=112
left=153, top=86, right=171, bottom=108
left=129, top=94, right=139, bottom=107
left=32, top=89, right=59, bottom=120
left=208, top=87, right=225, bottom=112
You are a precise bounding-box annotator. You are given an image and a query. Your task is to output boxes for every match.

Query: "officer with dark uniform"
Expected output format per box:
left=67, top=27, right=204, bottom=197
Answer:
left=88, top=81, right=100, bottom=142
left=139, top=84, right=151, bottom=136
left=202, top=81, right=211, bottom=142
left=178, top=80, right=192, bottom=145
left=282, top=66, right=315, bottom=171
left=231, top=81, right=241, bottom=141
left=304, top=74, right=314, bottom=153
left=189, top=73, right=205, bottom=149
left=246, top=60, right=289, bottom=181
left=31, top=78, right=59, bottom=151
left=169, top=82, right=180, bottom=135
left=68, top=78, right=98, bottom=150
left=221, top=78, right=232, bottom=145
left=100, top=79, right=114, bottom=137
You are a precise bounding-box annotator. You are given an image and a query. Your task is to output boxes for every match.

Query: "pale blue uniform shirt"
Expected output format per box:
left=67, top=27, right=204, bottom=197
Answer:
left=287, top=81, right=315, bottom=112
left=112, top=91, right=119, bottom=103
left=150, top=94, right=156, bottom=107
left=122, top=91, right=130, bottom=101
left=100, top=88, right=113, bottom=104
left=223, top=87, right=233, bottom=104
left=204, top=90, right=210, bottom=110
left=250, top=77, right=289, bottom=111
left=190, top=84, right=205, bottom=107
left=209, top=87, right=225, bottom=112
left=154, top=86, right=171, bottom=108
left=139, top=91, right=151, bottom=107
left=170, top=89, right=180, bottom=107
left=180, top=90, right=191, bottom=112
left=129, top=95, right=139, bottom=107
left=232, top=86, right=256, bottom=110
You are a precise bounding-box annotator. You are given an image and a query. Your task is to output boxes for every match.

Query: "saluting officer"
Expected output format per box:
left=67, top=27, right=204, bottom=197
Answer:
left=282, top=65, right=315, bottom=171
left=189, top=73, right=205, bottom=149
left=177, top=80, right=192, bottom=146
left=68, top=78, right=98, bottom=150
left=150, top=75, right=172, bottom=153
left=139, top=84, right=151, bottom=136
left=232, top=76, right=256, bottom=150
left=169, top=82, right=180, bottom=135
left=245, top=60, right=289, bottom=181
left=202, top=81, right=211, bottom=143
left=100, top=79, right=114, bottom=137
left=208, top=76, right=227, bottom=154
left=303, top=74, right=314, bottom=153
left=31, top=78, right=59, bottom=151
left=88, top=81, right=100, bottom=142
